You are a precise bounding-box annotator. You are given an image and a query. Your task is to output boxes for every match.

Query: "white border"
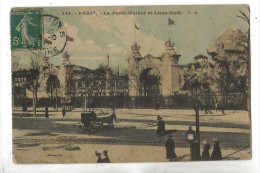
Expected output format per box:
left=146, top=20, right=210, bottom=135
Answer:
left=0, top=0, right=259, bottom=173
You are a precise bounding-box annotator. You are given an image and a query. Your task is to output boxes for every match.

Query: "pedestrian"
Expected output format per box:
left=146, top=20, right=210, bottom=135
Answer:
left=45, top=106, right=49, bottom=119
left=215, top=103, right=220, bottom=112
left=62, top=106, right=66, bottom=117
left=221, top=104, right=225, bottom=115
left=156, top=116, right=165, bottom=136
left=110, top=104, right=117, bottom=121
left=201, top=140, right=211, bottom=160
left=165, top=135, right=177, bottom=161
left=155, top=101, right=160, bottom=110
left=102, top=150, right=110, bottom=163
left=211, top=138, right=222, bottom=160
left=22, top=105, right=27, bottom=115
left=95, top=151, right=103, bottom=163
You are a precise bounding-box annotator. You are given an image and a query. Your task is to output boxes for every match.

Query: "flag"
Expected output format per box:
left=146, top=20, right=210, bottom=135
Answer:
left=134, top=22, right=140, bottom=30
left=44, top=38, right=52, bottom=45
left=168, top=18, right=175, bottom=25
left=66, top=36, right=74, bottom=42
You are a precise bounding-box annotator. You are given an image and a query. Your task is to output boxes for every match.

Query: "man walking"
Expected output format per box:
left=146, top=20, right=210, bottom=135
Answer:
left=45, top=106, right=49, bottom=119
left=165, top=135, right=177, bottom=161
left=62, top=106, right=66, bottom=117
left=102, top=150, right=110, bottom=163
left=156, top=116, right=166, bottom=136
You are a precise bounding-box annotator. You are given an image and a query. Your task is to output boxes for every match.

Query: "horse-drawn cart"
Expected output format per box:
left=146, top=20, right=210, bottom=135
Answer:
left=76, top=111, right=115, bottom=132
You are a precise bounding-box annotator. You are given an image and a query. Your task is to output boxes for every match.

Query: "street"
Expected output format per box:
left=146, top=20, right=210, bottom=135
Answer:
left=12, top=108, right=251, bottom=163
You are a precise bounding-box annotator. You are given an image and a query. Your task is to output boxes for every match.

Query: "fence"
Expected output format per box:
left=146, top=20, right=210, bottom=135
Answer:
left=13, top=92, right=247, bottom=110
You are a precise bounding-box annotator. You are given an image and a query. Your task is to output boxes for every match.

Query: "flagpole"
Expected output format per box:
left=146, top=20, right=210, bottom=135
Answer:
left=134, top=24, right=136, bottom=42
left=168, top=22, right=170, bottom=39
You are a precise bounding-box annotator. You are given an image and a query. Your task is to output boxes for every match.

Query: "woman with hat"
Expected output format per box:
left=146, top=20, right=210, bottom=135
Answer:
left=211, top=138, right=222, bottom=160
left=165, top=135, right=177, bottom=161
left=156, top=116, right=166, bottom=136
left=202, top=140, right=211, bottom=160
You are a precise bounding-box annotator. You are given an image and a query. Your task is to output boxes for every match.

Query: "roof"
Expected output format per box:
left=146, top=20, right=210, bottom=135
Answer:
left=208, top=28, right=247, bottom=54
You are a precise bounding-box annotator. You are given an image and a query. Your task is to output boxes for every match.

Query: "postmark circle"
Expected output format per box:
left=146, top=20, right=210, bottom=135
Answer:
left=27, top=14, right=68, bottom=58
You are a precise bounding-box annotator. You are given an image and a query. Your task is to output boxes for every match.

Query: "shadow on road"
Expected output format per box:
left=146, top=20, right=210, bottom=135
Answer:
left=119, top=118, right=250, bottom=129
left=13, top=115, right=250, bottom=149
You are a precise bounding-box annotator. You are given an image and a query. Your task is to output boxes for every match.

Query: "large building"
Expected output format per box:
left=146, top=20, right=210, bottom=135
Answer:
left=12, top=52, right=129, bottom=108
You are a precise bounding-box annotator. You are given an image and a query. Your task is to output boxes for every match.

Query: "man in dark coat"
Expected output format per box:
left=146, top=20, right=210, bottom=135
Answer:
left=45, top=106, right=49, bottom=118
left=155, top=101, right=160, bottom=110
left=211, top=138, right=222, bottom=160
left=95, top=151, right=103, bottom=163
left=62, top=106, right=66, bottom=117
left=165, top=135, right=177, bottom=161
left=156, top=116, right=166, bottom=136
left=202, top=140, right=211, bottom=160
left=102, top=150, right=110, bottom=163
left=221, top=104, right=225, bottom=115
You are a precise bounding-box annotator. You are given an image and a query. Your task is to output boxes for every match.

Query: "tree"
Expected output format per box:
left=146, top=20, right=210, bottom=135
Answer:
left=208, top=28, right=249, bottom=108
left=181, top=55, right=214, bottom=141
left=46, top=75, right=60, bottom=109
left=26, top=56, right=48, bottom=116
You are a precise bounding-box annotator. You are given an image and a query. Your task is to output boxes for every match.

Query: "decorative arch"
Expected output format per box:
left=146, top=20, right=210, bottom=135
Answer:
left=128, top=39, right=181, bottom=97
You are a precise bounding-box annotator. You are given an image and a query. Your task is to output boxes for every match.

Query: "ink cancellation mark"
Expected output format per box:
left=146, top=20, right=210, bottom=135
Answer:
left=34, top=14, right=68, bottom=57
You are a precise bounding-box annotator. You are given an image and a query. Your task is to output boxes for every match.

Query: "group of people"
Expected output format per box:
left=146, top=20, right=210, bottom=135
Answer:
left=95, top=150, right=110, bottom=163
left=156, top=115, right=222, bottom=161
left=165, top=135, right=222, bottom=161
left=202, top=138, right=222, bottom=160
left=44, top=106, right=66, bottom=118
left=215, top=103, right=225, bottom=115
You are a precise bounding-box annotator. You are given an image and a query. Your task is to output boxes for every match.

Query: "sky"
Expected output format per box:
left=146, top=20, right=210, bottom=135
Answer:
left=12, top=5, right=249, bottom=72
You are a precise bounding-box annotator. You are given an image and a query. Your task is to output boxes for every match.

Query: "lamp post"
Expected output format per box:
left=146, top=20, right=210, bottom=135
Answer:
left=186, top=126, right=195, bottom=161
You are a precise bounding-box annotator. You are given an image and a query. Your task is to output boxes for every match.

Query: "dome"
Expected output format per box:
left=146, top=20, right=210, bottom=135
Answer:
left=165, top=39, right=175, bottom=48
left=62, top=52, right=70, bottom=59
left=131, top=42, right=140, bottom=52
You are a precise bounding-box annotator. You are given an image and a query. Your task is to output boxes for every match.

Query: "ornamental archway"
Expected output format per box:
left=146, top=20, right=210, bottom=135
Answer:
left=128, top=39, right=181, bottom=97
left=139, top=68, right=161, bottom=97
left=46, top=75, right=60, bottom=100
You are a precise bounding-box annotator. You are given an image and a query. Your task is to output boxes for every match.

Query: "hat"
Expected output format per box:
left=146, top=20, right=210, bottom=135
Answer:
left=103, top=150, right=107, bottom=155
left=213, top=138, right=219, bottom=142
left=202, top=140, right=208, bottom=144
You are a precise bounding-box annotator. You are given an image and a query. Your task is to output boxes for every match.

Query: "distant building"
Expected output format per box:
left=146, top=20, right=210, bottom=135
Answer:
left=12, top=52, right=129, bottom=108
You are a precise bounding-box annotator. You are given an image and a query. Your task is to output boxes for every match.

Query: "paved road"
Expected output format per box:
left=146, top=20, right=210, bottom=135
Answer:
left=12, top=108, right=251, bottom=163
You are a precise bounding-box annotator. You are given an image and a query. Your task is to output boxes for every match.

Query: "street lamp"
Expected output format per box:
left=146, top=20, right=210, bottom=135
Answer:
left=186, top=126, right=195, bottom=142
left=186, top=126, right=195, bottom=161
left=186, top=126, right=201, bottom=161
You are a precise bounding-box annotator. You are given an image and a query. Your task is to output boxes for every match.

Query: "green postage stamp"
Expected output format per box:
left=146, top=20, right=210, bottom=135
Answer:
left=11, top=9, right=42, bottom=50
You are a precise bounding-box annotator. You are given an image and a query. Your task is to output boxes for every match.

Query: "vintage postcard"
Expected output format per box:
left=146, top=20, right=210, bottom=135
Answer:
left=11, top=5, right=250, bottom=163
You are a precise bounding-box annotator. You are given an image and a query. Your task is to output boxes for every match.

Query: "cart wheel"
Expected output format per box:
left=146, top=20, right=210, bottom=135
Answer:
left=76, top=121, right=84, bottom=131
left=90, top=124, right=97, bottom=133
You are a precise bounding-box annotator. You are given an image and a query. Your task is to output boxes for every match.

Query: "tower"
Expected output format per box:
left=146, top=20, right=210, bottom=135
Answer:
left=59, top=52, right=73, bottom=99
left=163, top=39, right=181, bottom=93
